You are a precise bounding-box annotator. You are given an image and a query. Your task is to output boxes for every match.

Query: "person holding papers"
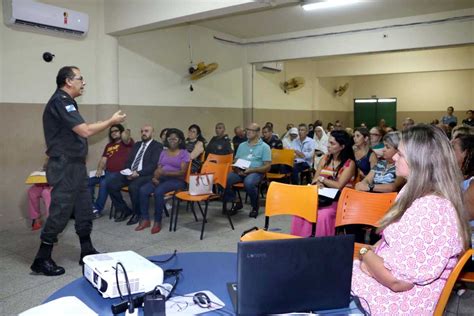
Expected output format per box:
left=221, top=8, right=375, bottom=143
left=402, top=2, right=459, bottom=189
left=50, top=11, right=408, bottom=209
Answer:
left=107, top=125, right=163, bottom=225
left=88, top=124, right=133, bottom=218
left=223, top=123, right=271, bottom=218
left=291, top=130, right=356, bottom=237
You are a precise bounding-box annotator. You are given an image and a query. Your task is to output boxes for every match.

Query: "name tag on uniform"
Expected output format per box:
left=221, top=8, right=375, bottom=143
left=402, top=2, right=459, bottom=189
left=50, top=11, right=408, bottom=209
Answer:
left=65, top=104, right=76, bottom=112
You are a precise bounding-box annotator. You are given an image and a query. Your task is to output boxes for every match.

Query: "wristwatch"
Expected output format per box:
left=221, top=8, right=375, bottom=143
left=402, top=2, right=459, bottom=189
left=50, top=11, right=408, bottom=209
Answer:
left=368, top=183, right=375, bottom=192
left=359, top=247, right=370, bottom=257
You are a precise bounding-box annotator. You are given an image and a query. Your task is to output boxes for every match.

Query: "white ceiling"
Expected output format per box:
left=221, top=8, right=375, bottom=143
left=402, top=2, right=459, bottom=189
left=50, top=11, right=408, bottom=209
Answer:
left=195, top=0, right=474, bottom=39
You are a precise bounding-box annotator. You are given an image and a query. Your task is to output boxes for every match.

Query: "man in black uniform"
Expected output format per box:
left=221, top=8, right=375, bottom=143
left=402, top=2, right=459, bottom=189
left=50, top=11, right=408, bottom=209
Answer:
left=206, top=122, right=233, bottom=157
left=31, top=66, right=126, bottom=276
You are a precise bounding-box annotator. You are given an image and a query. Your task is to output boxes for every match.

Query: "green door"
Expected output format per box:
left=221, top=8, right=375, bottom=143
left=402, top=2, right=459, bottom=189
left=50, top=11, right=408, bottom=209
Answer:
left=354, top=98, right=397, bottom=128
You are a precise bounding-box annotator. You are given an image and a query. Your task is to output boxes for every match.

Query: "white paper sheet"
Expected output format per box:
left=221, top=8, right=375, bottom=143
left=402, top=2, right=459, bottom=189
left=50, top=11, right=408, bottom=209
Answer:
left=89, top=170, right=104, bottom=178
left=318, top=187, right=339, bottom=199
left=120, top=168, right=133, bottom=176
left=19, top=296, right=98, bottom=316
left=232, top=159, right=251, bottom=169
left=29, top=171, right=46, bottom=176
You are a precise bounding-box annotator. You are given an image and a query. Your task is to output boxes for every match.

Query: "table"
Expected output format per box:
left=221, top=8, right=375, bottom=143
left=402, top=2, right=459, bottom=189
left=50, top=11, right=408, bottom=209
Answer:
left=46, top=252, right=362, bottom=315
left=25, top=171, right=47, bottom=184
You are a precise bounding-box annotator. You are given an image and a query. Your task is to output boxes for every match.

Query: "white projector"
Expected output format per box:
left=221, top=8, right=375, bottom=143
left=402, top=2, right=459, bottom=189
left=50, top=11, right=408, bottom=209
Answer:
left=83, top=251, right=164, bottom=298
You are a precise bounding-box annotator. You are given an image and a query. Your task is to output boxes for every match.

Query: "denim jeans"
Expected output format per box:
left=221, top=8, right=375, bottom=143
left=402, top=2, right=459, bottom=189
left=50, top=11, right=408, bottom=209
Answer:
left=88, top=171, right=118, bottom=212
left=224, top=172, right=263, bottom=210
left=139, top=177, right=186, bottom=223
left=291, top=162, right=310, bottom=184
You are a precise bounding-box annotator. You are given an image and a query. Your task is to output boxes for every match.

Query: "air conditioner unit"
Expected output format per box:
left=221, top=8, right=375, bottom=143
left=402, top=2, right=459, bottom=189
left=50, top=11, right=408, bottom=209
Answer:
left=3, top=0, right=89, bottom=37
left=255, top=62, right=284, bottom=73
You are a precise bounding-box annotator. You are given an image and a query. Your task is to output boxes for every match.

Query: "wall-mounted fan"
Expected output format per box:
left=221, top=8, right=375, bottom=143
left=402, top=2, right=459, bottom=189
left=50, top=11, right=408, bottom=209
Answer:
left=280, top=77, right=305, bottom=94
left=188, top=62, right=218, bottom=81
left=334, top=83, right=349, bottom=96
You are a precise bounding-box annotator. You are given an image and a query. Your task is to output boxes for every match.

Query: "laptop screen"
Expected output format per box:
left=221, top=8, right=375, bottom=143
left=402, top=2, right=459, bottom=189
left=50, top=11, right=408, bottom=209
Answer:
left=236, top=235, right=355, bottom=315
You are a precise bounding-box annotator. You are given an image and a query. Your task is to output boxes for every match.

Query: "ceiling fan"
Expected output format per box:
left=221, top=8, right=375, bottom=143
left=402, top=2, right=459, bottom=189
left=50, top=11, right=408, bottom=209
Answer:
left=280, top=77, right=305, bottom=94
left=188, top=62, right=219, bottom=81
left=334, top=83, right=349, bottom=96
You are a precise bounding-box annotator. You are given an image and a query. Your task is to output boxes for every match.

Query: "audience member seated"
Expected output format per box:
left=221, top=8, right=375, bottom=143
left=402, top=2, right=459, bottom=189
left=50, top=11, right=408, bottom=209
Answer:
left=206, top=122, right=233, bottom=157
left=88, top=124, right=133, bottom=218
left=291, top=130, right=356, bottom=237
left=369, top=126, right=386, bottom=158
left=185, top=124, right=206, bottom=173
left=308, top=123, right=315, bottom=139
left=107, top=125, right=163, bottom=225
left=451, top=125, right=474, bottom=140
left=28, top=184, right=51, bottom=231
left=327, top=122, right=334, bottom=133
left=282, top=127, right=298, bottom=149
left=334, top=120, right=343, bottom=130
left=453, top=134, right=474, bottom=220
left=159, top=128, right=168, bottom=146
left=313, top=126, right=329, bottom=167
left=224, top=123, right=271, bottom=218
left=280, top=123, right=294, bottom=141
left=441, top=105, right=458, bottom=126
left=232, top=126, right=247, bottom=153
left=264, top=121, right=279, bottom=138
left=355, top=131, right=405, bottom=193
left=351, top=124, right=470, bottom=315
left=290, top=124, right=316, bottom=184
left=262, top=125, right=283, bottom=149
left=353, top=127, right=377, bottom=179
left=345, top=127, right=354, bottom=136
left=402, top=117, right=415, bottom=130
left=462, top=109, right=474, bottom=127
left=136, top=129, right=190, bottom=234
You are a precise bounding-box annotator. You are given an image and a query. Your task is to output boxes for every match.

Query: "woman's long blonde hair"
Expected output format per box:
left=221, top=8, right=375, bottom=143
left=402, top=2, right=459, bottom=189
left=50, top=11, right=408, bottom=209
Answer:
left=378, top=124, right=471, bottom=250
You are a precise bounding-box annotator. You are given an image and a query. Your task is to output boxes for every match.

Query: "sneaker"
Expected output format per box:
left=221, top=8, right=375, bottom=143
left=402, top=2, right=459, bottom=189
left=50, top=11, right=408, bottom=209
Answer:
left=228, top=202, right=243, bottom=216
left=92, top=209, right=102, bottom=219
left=32, top=219, right=42, bottom=231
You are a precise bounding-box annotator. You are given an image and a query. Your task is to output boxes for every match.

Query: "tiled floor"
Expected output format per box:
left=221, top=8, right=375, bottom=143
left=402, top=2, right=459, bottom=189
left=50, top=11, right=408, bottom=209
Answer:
left=0, top=201, right=472, bottom=315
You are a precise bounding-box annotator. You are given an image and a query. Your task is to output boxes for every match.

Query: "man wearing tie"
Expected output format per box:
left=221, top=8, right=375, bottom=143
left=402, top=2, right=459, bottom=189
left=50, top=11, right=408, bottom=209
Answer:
left=107, top=125, right=163, bottom=225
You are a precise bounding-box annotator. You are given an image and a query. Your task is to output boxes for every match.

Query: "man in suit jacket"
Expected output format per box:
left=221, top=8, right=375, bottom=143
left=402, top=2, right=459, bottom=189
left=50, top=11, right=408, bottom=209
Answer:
left=107, top=124, right=163, bottom=225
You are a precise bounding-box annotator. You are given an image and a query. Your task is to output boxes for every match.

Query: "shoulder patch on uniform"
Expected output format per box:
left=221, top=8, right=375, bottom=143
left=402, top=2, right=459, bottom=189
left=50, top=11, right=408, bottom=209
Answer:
left=65, top=104, right=76, bottom=112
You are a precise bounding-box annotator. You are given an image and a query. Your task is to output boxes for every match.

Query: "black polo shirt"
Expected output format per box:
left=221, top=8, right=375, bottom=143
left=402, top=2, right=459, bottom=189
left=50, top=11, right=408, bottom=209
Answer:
left=43, top=89, right=87, bottom=158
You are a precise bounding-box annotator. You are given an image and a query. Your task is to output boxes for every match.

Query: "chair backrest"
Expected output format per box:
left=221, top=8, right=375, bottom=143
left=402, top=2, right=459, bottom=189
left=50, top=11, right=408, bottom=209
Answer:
left=265, top=182, right=318, bottom=223
left=184, top=161, right=193, bottom=183
left=201, top=161, right=231, bottom=189
left=434, top=248, right=474, bottom=316
left=205, top=153, right=233, bottom=164
left=335, top=188, right=397, bottom=228
left=270, top=148, right=295, bottom=168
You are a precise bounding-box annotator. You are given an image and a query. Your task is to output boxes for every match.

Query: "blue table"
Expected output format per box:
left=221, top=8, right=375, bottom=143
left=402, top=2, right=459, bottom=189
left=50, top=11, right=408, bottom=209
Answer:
left=46, top=252, right=362, bottom=315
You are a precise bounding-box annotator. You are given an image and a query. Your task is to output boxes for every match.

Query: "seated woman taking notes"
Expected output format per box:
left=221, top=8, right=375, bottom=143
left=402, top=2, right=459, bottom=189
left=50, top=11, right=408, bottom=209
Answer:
left=352, top=125, right=470, bottom=315
left=291, top=130, right=356, bottom=237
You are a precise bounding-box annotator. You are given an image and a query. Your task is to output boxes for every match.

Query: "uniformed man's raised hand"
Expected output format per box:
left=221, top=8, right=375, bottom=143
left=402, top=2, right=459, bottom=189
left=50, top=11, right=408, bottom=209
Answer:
left=111, top=110, right=126, bottom=124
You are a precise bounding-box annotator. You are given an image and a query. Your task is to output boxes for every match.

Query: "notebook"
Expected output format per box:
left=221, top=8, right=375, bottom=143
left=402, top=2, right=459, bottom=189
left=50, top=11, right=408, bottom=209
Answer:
left=234, top=235, right=354, bottom=315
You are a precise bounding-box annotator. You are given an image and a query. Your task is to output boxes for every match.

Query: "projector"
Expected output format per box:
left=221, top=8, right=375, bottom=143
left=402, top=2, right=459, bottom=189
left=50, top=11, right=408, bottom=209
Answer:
left=83, top=251, right=163, bottom=298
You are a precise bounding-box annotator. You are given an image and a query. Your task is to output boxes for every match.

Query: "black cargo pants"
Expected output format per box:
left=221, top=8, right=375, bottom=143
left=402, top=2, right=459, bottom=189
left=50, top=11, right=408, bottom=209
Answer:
left=41, top=155, right=93, bottom=244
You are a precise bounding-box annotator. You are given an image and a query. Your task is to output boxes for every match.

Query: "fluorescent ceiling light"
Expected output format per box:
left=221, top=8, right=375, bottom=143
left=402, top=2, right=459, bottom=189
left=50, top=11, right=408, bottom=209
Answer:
left=302, top=0, right=360, bottom=11
left=355, top=99, right=377, bottom=103
left=378, top=98, right=397, bottom=103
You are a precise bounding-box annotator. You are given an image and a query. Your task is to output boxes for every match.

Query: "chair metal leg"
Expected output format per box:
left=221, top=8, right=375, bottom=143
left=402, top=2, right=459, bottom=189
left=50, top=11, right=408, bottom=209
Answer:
left=196, top=202, right=207, bottom=223
left=190, top=202, right=199, bottom=222
left=109, top=201, right=115, bottom=220
left=200, top=201, right=209, bottom=240
left=225, top=203, right=235, bottom=230
left=169, top=197, right=177, bottom=231
left=163, top=196, right=171, bottom=218
left=173, top=199, right=181, bottom=232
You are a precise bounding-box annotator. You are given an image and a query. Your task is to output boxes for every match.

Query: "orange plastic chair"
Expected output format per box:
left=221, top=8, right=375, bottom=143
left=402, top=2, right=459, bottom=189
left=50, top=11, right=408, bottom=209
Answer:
left=205, top=153, right=233, bottom=164
left=266, top=148, right=295, bottom=182
left=172, top=162, right=232, bottom=240
left=240, top=182, right=318, bottom=241
left=335, top=188, right=397, bottom=258
left=434, top=248, right=474, bottom=316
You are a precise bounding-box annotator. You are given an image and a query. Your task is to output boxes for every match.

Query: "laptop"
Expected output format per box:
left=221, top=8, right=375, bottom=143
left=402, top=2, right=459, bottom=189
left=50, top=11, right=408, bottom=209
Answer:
left=233, top=235, right=354, bottom=315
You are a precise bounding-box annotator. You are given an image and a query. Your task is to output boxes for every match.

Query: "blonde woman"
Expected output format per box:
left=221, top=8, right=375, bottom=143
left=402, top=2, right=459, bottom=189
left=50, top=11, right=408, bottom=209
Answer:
left=352, top=124, right=471, bottom=315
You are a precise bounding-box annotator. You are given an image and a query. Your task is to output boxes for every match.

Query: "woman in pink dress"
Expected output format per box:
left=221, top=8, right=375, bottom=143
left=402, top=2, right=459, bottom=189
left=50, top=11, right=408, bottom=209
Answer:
left=291, top=130, right=356, bottom=237
left=352, top=124, right=471, bottom=315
